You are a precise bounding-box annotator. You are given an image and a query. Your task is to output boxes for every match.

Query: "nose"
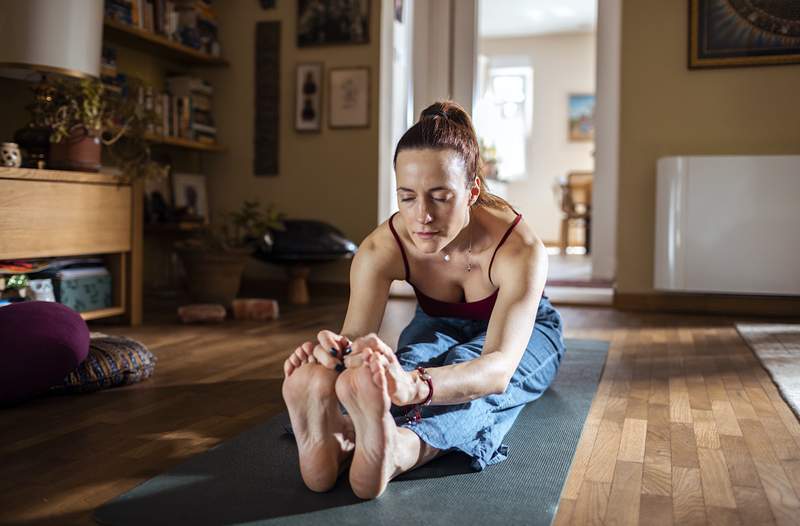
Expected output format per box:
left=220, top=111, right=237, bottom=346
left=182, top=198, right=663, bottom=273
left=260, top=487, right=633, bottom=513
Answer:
left=416, top=200, right=433, bottom=224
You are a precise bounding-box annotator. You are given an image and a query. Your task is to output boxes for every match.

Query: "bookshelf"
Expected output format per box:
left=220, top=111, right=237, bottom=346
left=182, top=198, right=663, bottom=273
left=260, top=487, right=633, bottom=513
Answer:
left=103, top=17, right=229, bottom=67
left=143, top=131, right=225, bottom=152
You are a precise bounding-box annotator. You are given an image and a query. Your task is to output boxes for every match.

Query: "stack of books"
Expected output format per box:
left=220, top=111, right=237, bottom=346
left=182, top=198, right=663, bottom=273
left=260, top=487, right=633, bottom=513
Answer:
left=165, top=75, right=217, bottom=143
left=104, top=0, right=221, bottom=56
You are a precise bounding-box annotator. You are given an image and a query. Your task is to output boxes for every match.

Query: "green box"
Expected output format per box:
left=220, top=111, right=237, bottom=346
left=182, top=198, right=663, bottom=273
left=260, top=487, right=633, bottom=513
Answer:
left=55, top=270, right=113, bottom=313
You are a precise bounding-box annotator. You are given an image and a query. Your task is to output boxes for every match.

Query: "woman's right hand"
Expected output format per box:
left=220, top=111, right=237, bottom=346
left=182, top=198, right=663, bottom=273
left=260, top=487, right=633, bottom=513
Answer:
left=283, top=330, right=352, bottom=378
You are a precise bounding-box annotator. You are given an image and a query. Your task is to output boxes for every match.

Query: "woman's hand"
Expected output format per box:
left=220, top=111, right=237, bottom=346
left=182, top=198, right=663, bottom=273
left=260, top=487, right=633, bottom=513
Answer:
left=309, top=329, right=351, bottom=372
left=283, top=330, right=351, bottom=378
left=344, top=333, right=418, bottom=406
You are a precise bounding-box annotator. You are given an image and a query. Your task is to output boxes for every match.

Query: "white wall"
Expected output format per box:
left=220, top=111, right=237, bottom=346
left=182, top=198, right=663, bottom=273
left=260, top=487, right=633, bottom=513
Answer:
left=479, top=33, right=596, bottom=244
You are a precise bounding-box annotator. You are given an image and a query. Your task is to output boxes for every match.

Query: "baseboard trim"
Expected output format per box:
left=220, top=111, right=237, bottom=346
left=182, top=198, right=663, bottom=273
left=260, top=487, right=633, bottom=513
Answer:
left=614, top=292, right=800, bottom=317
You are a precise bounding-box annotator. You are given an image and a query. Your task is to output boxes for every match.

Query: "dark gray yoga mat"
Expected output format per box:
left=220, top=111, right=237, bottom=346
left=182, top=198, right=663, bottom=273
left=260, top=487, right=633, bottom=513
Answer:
left=94, top=338, right=608, bottom=526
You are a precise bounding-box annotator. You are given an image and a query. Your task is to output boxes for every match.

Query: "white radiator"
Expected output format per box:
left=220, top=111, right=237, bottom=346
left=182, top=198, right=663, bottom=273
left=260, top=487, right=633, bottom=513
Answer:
left=654, top=155, right=800, bottom=296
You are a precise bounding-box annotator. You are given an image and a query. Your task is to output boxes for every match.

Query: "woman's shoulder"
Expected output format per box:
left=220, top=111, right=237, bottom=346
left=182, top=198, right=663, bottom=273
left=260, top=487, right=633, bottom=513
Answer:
left=355, top=213, right=407, bottom=280
left=485, top=205, right=546, bottom=281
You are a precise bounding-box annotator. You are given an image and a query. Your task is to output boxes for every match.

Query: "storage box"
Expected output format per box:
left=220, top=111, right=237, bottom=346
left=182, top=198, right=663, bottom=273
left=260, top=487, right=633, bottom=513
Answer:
left=54, top=268, right=113, bottom=313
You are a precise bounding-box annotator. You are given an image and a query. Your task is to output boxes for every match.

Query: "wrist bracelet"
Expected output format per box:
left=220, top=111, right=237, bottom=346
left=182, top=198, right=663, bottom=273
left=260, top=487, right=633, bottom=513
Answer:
left=402, top=366, right=433, bottom=424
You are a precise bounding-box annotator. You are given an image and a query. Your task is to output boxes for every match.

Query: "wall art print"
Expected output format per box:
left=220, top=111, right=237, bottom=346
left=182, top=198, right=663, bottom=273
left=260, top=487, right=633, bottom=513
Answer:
left=689, top=0, right=800, bottom=68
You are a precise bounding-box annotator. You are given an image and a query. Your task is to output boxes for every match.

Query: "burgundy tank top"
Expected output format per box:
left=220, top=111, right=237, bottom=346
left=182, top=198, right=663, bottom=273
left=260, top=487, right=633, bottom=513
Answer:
left=388, top=210, right=523, bottom=321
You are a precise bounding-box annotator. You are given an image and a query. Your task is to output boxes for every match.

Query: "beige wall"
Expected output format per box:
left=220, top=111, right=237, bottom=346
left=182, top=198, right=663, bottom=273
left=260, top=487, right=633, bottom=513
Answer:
left=479, top=33, right=596, bottom=244
left=204, top=2, right=382, bottom=284
left=617, top=0, right=800, bottom=294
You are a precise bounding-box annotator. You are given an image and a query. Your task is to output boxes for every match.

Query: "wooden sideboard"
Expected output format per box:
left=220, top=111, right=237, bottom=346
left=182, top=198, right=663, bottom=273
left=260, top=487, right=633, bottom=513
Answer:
left=0, top=166, right=142, bottom=325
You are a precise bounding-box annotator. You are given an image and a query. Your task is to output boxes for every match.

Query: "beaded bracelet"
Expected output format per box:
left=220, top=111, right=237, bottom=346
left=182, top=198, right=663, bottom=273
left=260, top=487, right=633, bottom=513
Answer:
left=401, top=366, right=434, bottom=424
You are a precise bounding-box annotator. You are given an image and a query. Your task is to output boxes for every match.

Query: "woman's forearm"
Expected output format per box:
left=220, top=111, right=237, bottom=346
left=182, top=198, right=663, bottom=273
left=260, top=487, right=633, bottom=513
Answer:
left=410, top=355, right=508, bottom=406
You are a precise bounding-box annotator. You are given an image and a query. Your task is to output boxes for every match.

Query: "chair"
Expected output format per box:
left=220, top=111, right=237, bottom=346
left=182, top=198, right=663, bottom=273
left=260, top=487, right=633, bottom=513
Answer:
left=558, top=171, right=593, bottom=254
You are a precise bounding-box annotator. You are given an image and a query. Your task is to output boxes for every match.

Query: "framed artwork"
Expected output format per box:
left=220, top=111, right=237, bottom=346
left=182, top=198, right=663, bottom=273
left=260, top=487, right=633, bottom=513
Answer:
left=143, top=172, right=173, bottom=223
left=394, top=0, right=403, bottom=23
left=295, top=63, right=323, bottom=132
left=255, top=21, right=280, bottom=176
left=328, top=67, right=370, bottom=129
left=297, top=0, right=370, bottom=47
left=568, top=94, right=595, bottom=142
left=172, top=173, right=209, bottom=223
left=689, top=0, right=800, bottom=69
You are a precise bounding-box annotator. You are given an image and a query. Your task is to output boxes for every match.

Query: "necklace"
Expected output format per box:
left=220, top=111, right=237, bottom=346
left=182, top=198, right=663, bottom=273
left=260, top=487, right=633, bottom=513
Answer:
left=442, top=212, right=472, bottom=272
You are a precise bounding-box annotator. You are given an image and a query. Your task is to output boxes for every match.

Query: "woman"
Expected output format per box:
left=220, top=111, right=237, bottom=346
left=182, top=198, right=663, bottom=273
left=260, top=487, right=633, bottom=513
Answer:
left=281, top=100, right=565, bottom=500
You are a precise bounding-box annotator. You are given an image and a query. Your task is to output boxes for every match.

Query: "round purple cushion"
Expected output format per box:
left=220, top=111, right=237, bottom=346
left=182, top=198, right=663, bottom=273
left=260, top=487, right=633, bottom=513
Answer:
left=0, top=301, right=90, bottom=404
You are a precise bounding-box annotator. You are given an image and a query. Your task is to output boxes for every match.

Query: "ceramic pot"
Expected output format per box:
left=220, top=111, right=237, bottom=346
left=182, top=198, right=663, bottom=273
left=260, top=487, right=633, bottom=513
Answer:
left=49, top=127, right=101, bottom=172
left=176, top=248, right=252, bottom=305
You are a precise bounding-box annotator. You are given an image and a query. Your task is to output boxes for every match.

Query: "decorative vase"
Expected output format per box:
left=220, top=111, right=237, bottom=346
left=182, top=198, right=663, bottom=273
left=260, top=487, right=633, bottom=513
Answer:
left=49, top=127, right=101, bottom=172
left=1, top=142, right=22, bottom=168
left=176, top=247, right=252, bottom=306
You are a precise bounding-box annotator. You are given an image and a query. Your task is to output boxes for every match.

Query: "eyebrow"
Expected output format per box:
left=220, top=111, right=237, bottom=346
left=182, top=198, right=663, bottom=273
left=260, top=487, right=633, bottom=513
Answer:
left=397, top=186, right=451, bottom=192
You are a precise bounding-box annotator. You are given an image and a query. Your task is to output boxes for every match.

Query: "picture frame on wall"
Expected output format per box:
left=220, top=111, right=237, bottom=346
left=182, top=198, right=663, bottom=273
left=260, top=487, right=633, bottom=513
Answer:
left=689, top=0, right=800, bottom=69
left=568, top=94, right=595, bottom=142
left=328, top=67, right=370, bottom=129
left=172, top=172, right=209, bottom=224
left=297, top=0, right=370, bottom=47
left=295, top=63, right=323, bottom=132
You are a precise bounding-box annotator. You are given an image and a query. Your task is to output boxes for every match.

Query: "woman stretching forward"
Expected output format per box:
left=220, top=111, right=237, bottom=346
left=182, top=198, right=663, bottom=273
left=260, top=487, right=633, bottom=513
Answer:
left=282, top=100, right=565, bottom=499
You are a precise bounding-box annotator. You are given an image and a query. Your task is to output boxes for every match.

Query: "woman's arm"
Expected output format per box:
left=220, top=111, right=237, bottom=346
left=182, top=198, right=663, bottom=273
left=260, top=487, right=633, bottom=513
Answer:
left=338, top=233, right=398, bottom=342
left=403, top=238, right=548, bottom=405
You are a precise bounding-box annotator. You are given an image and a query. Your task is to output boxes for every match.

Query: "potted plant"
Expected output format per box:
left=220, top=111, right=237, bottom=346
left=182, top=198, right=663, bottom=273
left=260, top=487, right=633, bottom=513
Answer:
left=23, top=75, right=163, bottom=181
left=175, top=200, right=286, bottom=305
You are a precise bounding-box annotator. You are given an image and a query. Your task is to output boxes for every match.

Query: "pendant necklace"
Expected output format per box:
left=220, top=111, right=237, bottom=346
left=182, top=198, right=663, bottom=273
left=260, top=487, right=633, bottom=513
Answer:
left=442, top=213, right=472, bottom=272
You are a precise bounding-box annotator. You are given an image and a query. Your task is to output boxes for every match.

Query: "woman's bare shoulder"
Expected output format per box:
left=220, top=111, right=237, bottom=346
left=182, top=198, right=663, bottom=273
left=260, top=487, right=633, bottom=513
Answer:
left=355, top=214, right=407, bottom=281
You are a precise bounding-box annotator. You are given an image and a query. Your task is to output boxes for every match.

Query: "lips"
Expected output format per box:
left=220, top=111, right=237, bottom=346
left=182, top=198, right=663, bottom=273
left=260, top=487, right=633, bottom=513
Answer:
left=416, top=231, right=438, bottom=237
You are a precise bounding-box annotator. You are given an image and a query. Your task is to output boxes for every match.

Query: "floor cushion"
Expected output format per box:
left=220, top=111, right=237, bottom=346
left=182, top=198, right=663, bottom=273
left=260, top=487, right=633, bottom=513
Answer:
left=50, top=333, right=157, bottom=394
left=0, top=301, right=90, bottom=405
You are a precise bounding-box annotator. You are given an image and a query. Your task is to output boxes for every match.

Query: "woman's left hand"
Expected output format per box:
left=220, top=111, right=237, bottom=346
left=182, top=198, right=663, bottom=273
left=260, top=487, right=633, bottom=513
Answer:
left=344, top=333, right=418, bottom=406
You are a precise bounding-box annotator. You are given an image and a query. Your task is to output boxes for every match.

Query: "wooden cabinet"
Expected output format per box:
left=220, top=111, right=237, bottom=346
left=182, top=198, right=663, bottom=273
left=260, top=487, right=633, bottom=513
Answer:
left=0, top=167, right=142, bottom=325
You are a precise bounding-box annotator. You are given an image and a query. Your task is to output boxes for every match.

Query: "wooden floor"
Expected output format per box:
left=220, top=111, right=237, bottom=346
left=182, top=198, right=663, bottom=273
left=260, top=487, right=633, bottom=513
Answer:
left=1, top=296, right=799, bottom=525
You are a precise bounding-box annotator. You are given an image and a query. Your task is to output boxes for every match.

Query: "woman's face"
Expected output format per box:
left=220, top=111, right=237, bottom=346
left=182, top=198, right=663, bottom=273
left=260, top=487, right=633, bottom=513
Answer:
left=395, top=148, right=475, bottom=253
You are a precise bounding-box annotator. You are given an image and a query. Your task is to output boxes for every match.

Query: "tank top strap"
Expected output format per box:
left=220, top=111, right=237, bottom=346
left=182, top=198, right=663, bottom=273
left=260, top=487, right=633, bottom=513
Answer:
left=488, top=211, right=523, bottom=287
left=388, top=212, right=411, bottom=282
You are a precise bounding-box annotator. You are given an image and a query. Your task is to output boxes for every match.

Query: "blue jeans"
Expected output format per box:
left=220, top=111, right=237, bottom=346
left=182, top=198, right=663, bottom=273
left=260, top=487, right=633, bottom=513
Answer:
left=388, top=294, right=565, bottom=471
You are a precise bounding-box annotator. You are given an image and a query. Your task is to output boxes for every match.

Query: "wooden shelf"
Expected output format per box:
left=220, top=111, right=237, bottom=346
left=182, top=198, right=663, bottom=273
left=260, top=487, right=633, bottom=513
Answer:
left=103, top=18, right=228, bottom=66
left=144, top=132, right=225, bottom=152
left=80, top=306, right=126, bottom=321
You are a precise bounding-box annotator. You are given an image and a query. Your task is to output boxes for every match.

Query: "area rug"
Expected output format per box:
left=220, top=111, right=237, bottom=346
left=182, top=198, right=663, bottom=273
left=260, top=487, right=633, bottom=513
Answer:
left=736, top=324, right=800, bottom=420
left=94, top=338, right=609, bottom=526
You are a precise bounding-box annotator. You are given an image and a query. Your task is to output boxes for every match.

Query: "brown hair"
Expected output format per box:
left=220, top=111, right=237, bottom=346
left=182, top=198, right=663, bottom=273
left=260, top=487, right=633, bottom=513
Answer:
left=393, top=100, right=512, bottom=210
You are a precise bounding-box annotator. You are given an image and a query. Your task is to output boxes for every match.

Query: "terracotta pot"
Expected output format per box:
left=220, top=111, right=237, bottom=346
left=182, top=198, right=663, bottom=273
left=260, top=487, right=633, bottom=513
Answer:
left=49, top=127, right=101, bottom=172
left=176, top=248, right=252, bottom=306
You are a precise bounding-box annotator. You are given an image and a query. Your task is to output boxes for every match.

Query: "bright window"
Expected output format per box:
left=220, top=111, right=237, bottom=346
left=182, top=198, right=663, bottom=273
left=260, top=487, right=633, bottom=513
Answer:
left=474, top=62, right=533, bottom=181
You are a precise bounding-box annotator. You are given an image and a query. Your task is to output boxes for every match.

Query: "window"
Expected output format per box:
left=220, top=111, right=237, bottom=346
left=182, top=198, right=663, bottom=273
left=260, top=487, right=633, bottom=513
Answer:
left=474, top=61, right=533, bottom=182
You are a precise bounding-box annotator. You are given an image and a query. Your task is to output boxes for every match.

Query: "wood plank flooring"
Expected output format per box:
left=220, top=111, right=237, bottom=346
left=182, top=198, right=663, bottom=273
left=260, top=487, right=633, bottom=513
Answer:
left=1, top=296, right=799, bottom=525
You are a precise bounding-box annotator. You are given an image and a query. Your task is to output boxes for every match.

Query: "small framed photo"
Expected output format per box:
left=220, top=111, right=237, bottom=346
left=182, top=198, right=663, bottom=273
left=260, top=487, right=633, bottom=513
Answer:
left=568, top=94, right=595, bottom=142
left=297, top=0, right=370, bottom=47
left=172, top=173, right=209, bottom=223
left=328, top=67, right=370, bottom=129
left=295, top=63, right=323, bottom=132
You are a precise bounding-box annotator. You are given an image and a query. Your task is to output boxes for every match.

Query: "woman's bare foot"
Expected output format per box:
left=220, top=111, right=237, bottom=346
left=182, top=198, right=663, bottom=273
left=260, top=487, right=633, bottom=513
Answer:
left=335, top=350, right=400, bottom=499
left=282, top=362, right=356, bottom=492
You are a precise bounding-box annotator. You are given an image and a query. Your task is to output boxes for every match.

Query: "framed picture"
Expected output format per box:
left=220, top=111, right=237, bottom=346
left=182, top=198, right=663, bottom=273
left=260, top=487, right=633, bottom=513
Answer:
left=328, top=67, right=370, bottom=129
left=172, top=173, right=209, bottom=223
left=297, top=0, right=370, bottom=47
left=568, top=94, right=595, bottom=142
left=689, top=0, right=800, bottom=69
left=295, top=63, right=323, bottom=132
left=394, top=0, right=403, bottom=23
left=143, top=172, right=173, bottom=223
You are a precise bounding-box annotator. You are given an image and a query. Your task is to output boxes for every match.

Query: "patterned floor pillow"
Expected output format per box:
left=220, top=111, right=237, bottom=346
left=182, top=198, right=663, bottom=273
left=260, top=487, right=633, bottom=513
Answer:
left=50, top=333, right=157, bottom=394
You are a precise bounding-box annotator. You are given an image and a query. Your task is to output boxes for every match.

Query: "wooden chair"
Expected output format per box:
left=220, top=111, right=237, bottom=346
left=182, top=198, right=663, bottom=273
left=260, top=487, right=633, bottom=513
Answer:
left=558, top=171, right=593, bottom=254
